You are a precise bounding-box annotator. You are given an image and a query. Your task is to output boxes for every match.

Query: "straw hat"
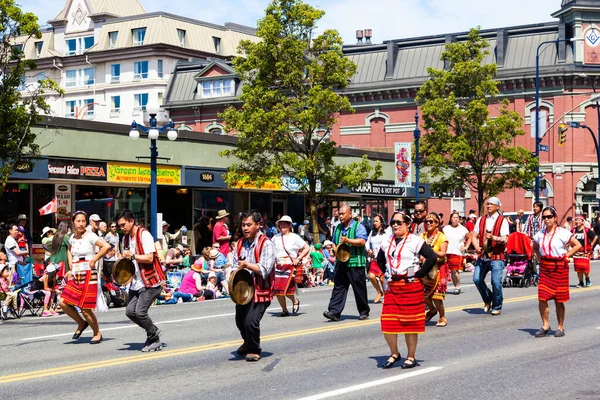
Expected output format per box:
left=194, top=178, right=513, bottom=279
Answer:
left=276, top=215, right=293, bottom=225
left=216, top=210, right=230, bottom=220
left=42, top=227, right=56, bottom=237
left=209, top=248, right=220, bottom=259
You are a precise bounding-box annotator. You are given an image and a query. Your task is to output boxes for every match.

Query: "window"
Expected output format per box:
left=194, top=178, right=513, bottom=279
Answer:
left=65, top=70, right=77, bottom=87
left=134, top=93, right=148, bottom=114
left=132, top=28, right=146, bottom=46
left=133, top=61, right=148, bottom=81
left=84, top=36, right=94, bottom=51
left=83, top=68, right=95, bottom=85
left=158, top=92, right=164, bottom=106
left=212, top=37, right=221, bottom=53
left=17, top=76, right=26, bottom=91
left=66, top=38, right=77, bottom=55
left=108, top=31, right=118, bottom=49
left=198, top=79, right=235, bottom=98
left=65, top=100, right=76, bottom=117
left=65, top=36, right=94, bottom=56
left=12, top=44, right=23, bottom=54
left=209, top=127, right=223, bottom=135
left=157, top=60, right=163, bottom=78
left=110, top=96, right=121, bottom=116
left=110, top=64, right=120, bottom=83
left=65, top=68, right=95, bottom=87
left=83, top=98, right=94, bottom=116
left=177, top=29, right=186, bottom=47
left=34, top=41, right=43, bottom=58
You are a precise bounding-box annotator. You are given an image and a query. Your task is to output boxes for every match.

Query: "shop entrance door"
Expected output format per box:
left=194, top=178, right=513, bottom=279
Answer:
left=273, top=195, right=287, bottom=219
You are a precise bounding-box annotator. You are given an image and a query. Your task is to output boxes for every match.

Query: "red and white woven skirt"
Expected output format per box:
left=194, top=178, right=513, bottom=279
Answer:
left=573, top=254, right=591, bottom=274
left=447, top=254, right=463, bottom=271
left=61, top=270, right=98, bottom=310
left=381, top=279, right=425, bottom=334
left=273, top=264, right=295, bottom=296
left=538, top=257, right=570, bottom=303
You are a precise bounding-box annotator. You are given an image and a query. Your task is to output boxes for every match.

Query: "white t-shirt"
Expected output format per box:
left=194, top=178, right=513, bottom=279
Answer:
left=126, top=229, right=157, bottom=291
left=69, top=232, right=99, bottom=261
left=365, top=228, right=392, bottom=256
left=474, top=213, right=510, bottom=237
left=4, top=236, right=22, bottom=265
left=533, top=227, right=573, bottom=258
left=272, top=233, right=306, bottom=265
left=443, top=224, right=470, bottom=256
left=379, top=233, right=425, bottom=276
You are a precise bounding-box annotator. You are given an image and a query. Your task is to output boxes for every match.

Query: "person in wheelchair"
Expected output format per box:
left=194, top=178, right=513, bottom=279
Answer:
left=1, top=263, right=18, bottom=318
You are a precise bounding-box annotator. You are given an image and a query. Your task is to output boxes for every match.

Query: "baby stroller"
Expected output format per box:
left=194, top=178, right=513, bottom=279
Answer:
left=503, top=232, right=537, bottom=288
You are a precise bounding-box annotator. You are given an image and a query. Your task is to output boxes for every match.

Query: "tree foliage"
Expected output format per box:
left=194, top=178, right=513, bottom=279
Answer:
left=221, top=0, right=381, bottom=242
left=0, top=0, right=62, bottom=197
left=416, top=27, right=537, bottom=212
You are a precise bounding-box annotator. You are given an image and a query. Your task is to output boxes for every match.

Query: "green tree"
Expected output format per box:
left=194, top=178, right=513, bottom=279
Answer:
left=1, top=0, right=61, bottom=197
left=221, top=0, right=381, bottom=242
left=416, top=27, right=537, bottom=213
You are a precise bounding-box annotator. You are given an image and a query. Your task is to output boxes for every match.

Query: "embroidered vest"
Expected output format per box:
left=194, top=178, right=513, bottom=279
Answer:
left=124, top=227, right=165, bottom=288
left=478, top=215, right=506, bottom=255
left=236, top=235, right=274, bottom=303
left=333, top=221, right=366, bottom=268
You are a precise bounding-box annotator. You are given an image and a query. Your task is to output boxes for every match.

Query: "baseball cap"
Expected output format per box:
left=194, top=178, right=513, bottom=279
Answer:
left=487, top=197, right=501, bottom=207
left=89, top=214, right=102, bottom=222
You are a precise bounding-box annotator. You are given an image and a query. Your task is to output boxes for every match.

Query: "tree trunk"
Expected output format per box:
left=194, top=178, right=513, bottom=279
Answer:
left=477, top=186, right=484, bottom=216
left=309, top=180, right=321, bottom=244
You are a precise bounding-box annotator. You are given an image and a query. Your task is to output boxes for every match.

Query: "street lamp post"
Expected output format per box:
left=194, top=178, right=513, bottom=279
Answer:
left=413, top=111, right=421, bottom=202
left=579, top=74, right=600, bottom=211
left=129, top=103, right=177, bottom=240
left=567, top=121, right=600, bottom=211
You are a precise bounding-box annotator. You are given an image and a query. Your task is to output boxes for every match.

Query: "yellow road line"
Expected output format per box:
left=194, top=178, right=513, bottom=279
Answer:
left=1, top=286, right=598, bottom=384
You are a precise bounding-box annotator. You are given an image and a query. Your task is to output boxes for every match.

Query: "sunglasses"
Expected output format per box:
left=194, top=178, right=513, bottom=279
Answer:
left=541, top=214, right=554, bottom=220
left=110, top=225, right=116, bottom=228
left=414, top=209, right=425, bottom=213
left=424, top=220, right=437, bottom=224
left=390, top=220, right=405, bottom=226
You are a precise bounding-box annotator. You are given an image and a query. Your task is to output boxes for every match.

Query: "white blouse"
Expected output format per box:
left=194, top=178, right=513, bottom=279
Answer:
left=272, top=233, right=306, bottom=265
left=379, top=233, right=425, bottom=276
left=69, top=232, right=99, bottom=261
left=365, top=228, right=391, bottom=256
left=533, top=227, right=573, bottom=258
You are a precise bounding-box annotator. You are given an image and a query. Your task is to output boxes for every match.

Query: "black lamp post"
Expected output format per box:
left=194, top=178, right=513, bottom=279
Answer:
left=414, top=111, right=421, bottom=202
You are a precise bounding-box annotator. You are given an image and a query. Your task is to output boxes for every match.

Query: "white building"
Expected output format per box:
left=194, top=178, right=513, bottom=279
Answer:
left=17, top=0, right=257, bottom=124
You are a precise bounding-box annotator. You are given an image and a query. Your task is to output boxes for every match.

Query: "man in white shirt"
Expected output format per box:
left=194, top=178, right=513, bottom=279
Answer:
left=118, top=209, right=165, bottom=352
left=472, top=197, right=509, bottom=315
left=4, top=223, right=28, bottom=277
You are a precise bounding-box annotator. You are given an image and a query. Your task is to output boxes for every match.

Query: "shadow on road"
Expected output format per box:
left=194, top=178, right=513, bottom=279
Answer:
left=462, top=308, right=487, bottom=315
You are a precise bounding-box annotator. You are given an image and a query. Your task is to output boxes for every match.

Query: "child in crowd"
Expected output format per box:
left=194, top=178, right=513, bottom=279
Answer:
left=309, top=244, right=326, bottom=286
left=182, top=247, right=192, bottom=268
left=35, top=263, right=60, bottom=317
left=205, top=271, right=223, bottom=299
left=1, top=263, right=18, bottom=317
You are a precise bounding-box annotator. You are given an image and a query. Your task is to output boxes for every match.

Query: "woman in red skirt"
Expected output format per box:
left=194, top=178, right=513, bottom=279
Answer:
left=532, top=206, right=581, bottom=338
left=442, top=211, right=471, bottom=294
left=60, top=211, right=110, bottom=344
left=376, top=211, right=437, bottom=369
left=420, top=213, right=449, bottom=327
left=366, top=214, right=390, bottom=303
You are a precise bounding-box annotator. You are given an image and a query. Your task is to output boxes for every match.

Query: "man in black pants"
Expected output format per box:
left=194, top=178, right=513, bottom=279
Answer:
left=323, top=205, right=370, bottom=321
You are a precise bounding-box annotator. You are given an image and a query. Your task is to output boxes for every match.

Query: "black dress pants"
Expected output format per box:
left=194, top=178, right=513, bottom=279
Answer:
left=327, top=263, right=370, bottom=317
left=235, top=299, right=270, bottom=355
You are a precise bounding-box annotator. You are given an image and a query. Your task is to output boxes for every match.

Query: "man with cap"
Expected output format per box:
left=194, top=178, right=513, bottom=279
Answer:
left=165, top=244, right=185, bottom=268
left=212, top=210, right=232, bottom=256
left=87, top=214, right=102, bottom=235
left=572, top=215, right=596, bottom=288
left=472, top=197, right=509, bottom=315
left=160, top=221, right=184, bottom=251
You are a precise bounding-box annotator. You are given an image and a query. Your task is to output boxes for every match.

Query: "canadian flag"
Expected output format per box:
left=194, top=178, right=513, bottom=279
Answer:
left=39, top=197, right=57, bottom=216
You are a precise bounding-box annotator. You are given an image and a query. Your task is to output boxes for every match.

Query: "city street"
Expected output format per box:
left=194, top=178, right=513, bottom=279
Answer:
left=1, top=265, right=600, bottom=400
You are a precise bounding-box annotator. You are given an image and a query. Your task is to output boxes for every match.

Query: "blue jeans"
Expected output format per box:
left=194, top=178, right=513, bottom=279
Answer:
left=473, top=258, right=504, bottom=310
left=164, top=292, right=193, bottom=304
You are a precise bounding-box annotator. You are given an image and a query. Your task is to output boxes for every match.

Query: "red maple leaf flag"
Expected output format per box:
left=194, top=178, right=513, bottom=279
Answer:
left=39, top=197, right=57, bottom=216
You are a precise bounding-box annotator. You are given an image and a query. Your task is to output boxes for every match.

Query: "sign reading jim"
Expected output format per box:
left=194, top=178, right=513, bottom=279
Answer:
left=48, top=160, right=107, bottom=181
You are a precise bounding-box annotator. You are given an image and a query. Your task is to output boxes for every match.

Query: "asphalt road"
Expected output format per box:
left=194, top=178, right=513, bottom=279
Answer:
left=1, top=264, right=600, bottom=400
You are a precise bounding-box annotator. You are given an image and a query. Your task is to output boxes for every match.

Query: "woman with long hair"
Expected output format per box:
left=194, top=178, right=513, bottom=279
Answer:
left=442, top=212, right=471, bottom=295
left=420, top=213, right=449, bottom=327
left=49, top=220, right=73, bottom=278
left=366, top=214, right=389, bottom=303
left=60, top=211, right=110, bottom=344
left=532, top=206, right=581, bottom=338
left=377, top=211, right=437, bottom=369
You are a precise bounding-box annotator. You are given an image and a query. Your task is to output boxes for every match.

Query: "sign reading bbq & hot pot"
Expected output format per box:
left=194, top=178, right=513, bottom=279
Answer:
left=48, top=160, right=107, bottom=181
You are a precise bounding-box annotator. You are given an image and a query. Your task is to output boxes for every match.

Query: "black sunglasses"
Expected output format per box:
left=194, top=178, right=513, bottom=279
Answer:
left=424, top=219, right=437, bottom=224
left=414, top=209, right=425, bottom=213
left=391, top=220, right=405, bottom=226
left=541, top=214, right=554, bottom=220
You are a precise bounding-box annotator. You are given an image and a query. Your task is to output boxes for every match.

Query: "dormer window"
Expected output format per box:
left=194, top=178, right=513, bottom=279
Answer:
left=65, top=36, right=94, bottom=56
left=213, top=37, right=221, bottom=53
left=11, top=44, right=23, bottom=57
left=34, top=41, right=43, bottom=58
left=108, top=31, right=118, bottom=49
left=177, top=29, right=186, bottom=47
left=198, top=78, right=235, bottom=98
left=133, top=28, right=146, bottom=46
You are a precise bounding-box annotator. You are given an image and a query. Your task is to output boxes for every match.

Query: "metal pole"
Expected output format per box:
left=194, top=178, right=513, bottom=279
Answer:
left=592, top=80, right=600, bottom=213
left=414, top=112, right=421, bottom=202
left=534, top=44, right=541, bottom=203
left=150, top=116, right=158, bottom=241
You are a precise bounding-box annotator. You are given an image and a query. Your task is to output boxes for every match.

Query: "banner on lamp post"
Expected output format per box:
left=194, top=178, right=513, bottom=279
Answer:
left=394, top=142, right=412, bottom=188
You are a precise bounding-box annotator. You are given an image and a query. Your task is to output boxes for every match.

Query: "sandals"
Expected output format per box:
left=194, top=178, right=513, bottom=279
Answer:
left=246, top=353, right=261, bottom=362
left=453, top=288, right=461, bottom=295
left=425, top=309, right=438, bottom=322
left=374, top=293, right=383, bottom=304
left=280, top=311, right=290, bottom=317
left=554, top=329, right=565, bottom=337
left=401, top=358, right=418, bottom=369
left=435, top=317, right=447, bottom=327
left=534, top=327, right=551, bottom=338
left=292, top=299, right=300, bottom=314
left=382, top=354, right=400, bottom=369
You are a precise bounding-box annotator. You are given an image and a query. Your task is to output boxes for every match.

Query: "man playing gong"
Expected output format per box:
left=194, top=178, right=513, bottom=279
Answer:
left=232, top=210, right=276, bottom=362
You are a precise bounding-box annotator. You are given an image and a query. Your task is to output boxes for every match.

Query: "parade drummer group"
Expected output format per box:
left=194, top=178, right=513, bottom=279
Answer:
left=38, top=198, right=589, bottom=368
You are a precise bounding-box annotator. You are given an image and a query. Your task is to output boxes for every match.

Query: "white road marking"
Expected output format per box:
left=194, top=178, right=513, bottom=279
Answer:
left=296, top=366, right=443, bottom=400
left=19, top=304, right=312, bottom=341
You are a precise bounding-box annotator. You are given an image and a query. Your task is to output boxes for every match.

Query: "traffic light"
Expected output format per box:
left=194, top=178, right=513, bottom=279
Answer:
left=558, top=124, right=568, bottom=146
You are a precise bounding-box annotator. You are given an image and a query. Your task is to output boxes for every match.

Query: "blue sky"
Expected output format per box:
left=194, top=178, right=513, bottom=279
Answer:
left=19, top=0, right=561, bottom=44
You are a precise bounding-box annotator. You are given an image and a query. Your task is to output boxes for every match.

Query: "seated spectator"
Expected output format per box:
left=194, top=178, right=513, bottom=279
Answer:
left=309, top=244, right=325, bottom=286
left=182, top=247, right=193, bottom=268
left=34, top=263, right=60, bottom=317
left=165, top=244, right=185, bottom=268
left=205, top=271, right=223, bottom=299
left=1, top=263, right=18, bottom=317
left=162, top=262, right=207, bottom=304
left=322, top=240, right=336, bottom=285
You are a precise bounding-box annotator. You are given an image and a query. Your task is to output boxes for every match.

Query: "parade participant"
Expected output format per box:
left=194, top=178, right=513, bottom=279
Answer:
left=323, top=205, right=370, bottom=322
left=420, top=213, right=449, bottom=327
left=377, top=211, right=437, bottom=369
left=409, top=201, right=427, bottom=235
left=118, top=209, right=166, bottom=352
left=49, top=221, right=73, bottom=276
left=4, top=223, right=28, bottom=279
left=366, top=214, right=390, bottom=304
left=443, top=212, right=471, bottom=295
left=572, top=215, right=596, bottom=288
left=272, top=215, right=309, bottom=317
left=233, top=210, right=276, bottom=362
left=472, top=197, right=509, bottom=315
left=60, top=211, right=110, bottom=344
left=213, top=210, right=232, bottom=256
left=563, top=216, right=573, bottom=231
left=523, top=201, right=544, bottom=239
left=532, top=206, right=581, bottom=338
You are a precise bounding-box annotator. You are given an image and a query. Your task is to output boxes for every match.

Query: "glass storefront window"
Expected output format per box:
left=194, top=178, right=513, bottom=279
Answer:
left=75, top=185, right=147, bottom=226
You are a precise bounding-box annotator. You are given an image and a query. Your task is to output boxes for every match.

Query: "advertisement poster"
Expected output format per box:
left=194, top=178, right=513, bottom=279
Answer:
left=55, top=184, right=72, bottom=221
left=394, top=142, right=412, bottom=188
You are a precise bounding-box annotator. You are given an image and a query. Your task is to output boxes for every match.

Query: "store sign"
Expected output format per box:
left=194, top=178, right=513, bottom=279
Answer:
left=107, top=162, right=181, bottom=185
left=48, top=160, right=107, bottom=181
left=352, top=181, right=407, bottom=197
left=55, top=184, right=72, bottom=221
left=14, top=161, right=33, bottom=173
left=230, top=174, right=282, bottom=190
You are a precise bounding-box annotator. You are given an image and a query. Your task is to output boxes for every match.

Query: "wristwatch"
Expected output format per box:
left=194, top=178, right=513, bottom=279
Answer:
left=130, top=254, right=135, bottom=262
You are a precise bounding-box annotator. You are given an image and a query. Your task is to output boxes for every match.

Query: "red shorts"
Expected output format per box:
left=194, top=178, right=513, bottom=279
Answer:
left=368, top=260, right=383, bottom=277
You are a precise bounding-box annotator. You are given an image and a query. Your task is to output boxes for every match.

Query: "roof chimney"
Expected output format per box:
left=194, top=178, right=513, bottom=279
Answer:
left=364, top=29, right=372, bottom=44
left=356, top=30, right=364, bottom=44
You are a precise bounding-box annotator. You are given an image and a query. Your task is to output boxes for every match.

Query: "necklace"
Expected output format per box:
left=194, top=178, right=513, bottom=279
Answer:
left=425, top=230, right=439, bottom=247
